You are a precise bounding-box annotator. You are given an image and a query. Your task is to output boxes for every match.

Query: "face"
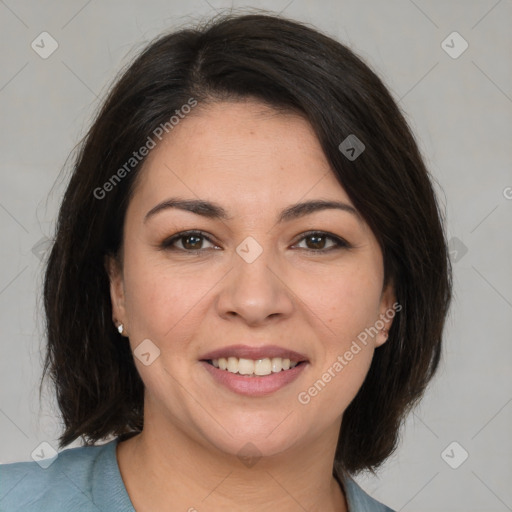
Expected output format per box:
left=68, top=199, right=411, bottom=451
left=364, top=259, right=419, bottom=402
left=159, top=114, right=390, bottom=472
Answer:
left=107, top=100, right=396, bottom=459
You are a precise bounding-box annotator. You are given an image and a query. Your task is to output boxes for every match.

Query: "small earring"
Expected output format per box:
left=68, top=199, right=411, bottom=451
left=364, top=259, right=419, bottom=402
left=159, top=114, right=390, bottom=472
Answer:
left=117, top=324, right=124, bottom=334
left=381, top=328, right=388, bottom=338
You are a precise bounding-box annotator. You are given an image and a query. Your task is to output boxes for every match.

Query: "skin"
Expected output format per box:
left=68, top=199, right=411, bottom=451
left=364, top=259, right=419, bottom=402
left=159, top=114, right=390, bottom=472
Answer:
left=107, top=99, right=395, bottom=512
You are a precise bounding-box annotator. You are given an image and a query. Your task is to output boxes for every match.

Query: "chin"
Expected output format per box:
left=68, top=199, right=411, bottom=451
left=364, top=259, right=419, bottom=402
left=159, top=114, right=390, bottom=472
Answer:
left=200, top=423, right=302, bottom=461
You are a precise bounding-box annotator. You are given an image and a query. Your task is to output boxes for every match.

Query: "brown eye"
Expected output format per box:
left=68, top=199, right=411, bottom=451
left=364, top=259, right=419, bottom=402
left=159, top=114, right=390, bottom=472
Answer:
left=181, top=234, right=204, bottom=250
left=161, top=231, right=218, bottom=252
left=293, top=232, right=349, bottom=252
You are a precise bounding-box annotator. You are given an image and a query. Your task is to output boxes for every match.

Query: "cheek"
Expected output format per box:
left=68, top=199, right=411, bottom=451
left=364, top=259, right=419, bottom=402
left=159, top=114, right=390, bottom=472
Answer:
left=311, top=264, right=383, bottom=340
left=298, top=262, right=382, bottom=397
left=122, top=249, right=217, bottom=344
left=299, top=279, right=378, bottom=418
left=319, top=347, right=374, bottom=420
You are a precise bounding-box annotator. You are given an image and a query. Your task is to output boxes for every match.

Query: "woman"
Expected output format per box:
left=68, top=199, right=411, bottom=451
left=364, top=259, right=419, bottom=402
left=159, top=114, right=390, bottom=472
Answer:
left=0, top=12, right=452, bottom=512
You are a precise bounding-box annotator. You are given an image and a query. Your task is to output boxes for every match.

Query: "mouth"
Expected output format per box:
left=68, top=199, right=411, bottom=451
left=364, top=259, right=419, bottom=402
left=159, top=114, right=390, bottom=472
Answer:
left=198, top=344, right=309, bottom=395
left=203, top=357, right=307, bottom=377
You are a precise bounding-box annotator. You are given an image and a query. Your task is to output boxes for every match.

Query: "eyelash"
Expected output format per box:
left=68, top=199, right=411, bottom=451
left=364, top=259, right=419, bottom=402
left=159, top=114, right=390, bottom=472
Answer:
left=160, top=230, right=350, bottom=254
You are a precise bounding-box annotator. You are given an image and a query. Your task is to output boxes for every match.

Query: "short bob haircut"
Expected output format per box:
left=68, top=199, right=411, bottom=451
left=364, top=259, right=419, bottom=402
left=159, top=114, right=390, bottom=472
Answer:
left=41, top=12, right=452, bottom=476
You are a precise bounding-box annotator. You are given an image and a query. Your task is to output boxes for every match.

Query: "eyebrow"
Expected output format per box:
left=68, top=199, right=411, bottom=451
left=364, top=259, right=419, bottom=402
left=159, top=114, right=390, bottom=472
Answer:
left=144, top=197, right=359, bottom=224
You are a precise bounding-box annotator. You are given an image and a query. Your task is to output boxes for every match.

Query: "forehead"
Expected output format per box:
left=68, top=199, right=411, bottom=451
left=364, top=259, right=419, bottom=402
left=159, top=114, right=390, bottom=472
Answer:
left=130, top=100, right=352, bottom=212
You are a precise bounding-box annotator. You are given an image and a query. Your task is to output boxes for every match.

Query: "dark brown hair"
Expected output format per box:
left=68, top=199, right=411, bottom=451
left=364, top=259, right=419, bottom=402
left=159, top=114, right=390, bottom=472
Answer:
left=41, top=11, right=452, bottom=475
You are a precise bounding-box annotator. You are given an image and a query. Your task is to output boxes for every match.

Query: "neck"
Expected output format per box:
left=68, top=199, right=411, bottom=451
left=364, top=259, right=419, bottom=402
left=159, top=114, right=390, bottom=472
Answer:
left=116, top=411, right=347, bottom=512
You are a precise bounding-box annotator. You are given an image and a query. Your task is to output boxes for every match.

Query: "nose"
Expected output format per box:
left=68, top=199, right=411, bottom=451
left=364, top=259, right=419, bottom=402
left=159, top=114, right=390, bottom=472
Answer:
left=216, top=242, right=295, bottom=326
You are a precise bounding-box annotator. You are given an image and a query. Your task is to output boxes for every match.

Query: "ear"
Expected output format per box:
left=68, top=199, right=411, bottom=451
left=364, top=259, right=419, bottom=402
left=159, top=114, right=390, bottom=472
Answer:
left=375, top=280, right=398, bottom=347
left=104, top=254, right=127, bottom=334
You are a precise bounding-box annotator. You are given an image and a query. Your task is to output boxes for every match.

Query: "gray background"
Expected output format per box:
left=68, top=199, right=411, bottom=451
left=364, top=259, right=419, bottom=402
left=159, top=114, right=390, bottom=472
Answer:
left=1, top=1, right=511, bottom=511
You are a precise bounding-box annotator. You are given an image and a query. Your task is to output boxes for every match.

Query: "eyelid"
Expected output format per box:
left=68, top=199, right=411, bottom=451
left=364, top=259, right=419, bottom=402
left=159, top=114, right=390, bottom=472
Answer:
left=291, top=230, right=350, bottom=251
left=160, top=229, right=350, bottom=253
left=160, top=230, right=219, bottom=252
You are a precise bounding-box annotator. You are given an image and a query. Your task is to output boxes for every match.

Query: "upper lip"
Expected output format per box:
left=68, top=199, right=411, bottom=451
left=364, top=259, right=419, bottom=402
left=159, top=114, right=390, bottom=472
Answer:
left=199, top=344, right=309, bottom=362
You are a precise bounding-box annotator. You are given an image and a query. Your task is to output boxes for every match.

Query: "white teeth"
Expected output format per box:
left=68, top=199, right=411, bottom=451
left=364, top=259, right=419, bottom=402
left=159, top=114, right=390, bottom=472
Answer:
left=254, top=358, right=272, bottom=376
left=227, top=357, right=238, bottom=373
left=238, top=358, right=255, bottom=375
left=210, top=356, right=299, bottom=375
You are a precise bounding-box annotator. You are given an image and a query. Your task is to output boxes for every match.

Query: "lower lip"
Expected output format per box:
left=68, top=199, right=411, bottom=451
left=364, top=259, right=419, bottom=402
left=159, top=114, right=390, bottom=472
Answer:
left=200, top=361, right=308, bottom=396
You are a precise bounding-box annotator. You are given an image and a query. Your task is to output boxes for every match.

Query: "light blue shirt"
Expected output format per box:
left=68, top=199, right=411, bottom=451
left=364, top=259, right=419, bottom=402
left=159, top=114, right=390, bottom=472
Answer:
left=0, top=437, right=395, bottom=511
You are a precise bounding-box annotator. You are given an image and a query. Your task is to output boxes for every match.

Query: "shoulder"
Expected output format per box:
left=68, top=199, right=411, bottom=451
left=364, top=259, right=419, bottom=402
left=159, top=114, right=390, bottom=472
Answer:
left=0, top=440, right=117, bottom=512
left=341, top=473, right=396, bottom=512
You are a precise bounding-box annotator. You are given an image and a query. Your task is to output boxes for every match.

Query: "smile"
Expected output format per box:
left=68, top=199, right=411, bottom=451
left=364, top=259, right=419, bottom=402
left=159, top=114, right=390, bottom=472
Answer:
left=208, top=356, right=300, bottom=376
left=201, top=359, right=308, bottom=396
